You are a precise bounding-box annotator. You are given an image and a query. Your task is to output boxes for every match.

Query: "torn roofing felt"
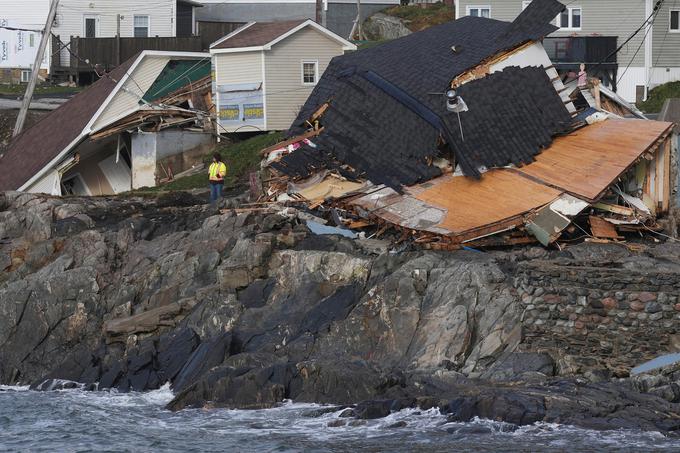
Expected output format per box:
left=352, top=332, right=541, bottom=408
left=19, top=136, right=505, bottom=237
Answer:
left=279, top=0, right=569, bottom=187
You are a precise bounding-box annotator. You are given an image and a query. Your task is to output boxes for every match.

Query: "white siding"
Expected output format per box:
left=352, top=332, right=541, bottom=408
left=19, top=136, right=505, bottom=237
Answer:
left=652, top=5, right=680, bottom=68
left=264, top=27, right=345, bottom=130
left=91, top=55, right=170, bottom=132
left=53, top=0, right=177, bottom=66
left=0, top=0, right=50, bottom=70
left=26, top=169, right=60, bottom=195
left=214, top=51, right=263, bottom=85
left=0, top=0, right=49, bottom=27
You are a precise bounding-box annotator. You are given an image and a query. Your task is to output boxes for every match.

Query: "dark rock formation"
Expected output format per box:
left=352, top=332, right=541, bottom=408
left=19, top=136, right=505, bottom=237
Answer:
left=2, top=191, right=680, bottom=434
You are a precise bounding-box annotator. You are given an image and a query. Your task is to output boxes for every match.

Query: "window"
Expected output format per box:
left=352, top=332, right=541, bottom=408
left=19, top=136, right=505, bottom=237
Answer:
left=134, top=15, right=150, bottom=38
left=302, top=61, right=318, bottom=85
left=84, top=16, right=97, bottom=38
left=557, top=7, right=581, bottom=30
left=670, top=10, right=680, bottom=32
left=20, top=70, right=31, bottom=83
left=29, top=34, right=35, bottom=47
left=467, top=6, right=491, bottom=18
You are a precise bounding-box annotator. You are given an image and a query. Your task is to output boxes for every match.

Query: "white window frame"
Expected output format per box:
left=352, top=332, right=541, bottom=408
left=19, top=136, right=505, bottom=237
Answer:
left=556, top=6, right=582, bottom=31
left=83, top=14, right=99, bottom=38
left=20, top=69, right=31, bottom=83
left=133, top=15, right=151, bottom=38
left=301, top=60, right=319, bottom=86
left=466, top=5, right=491, bottom=18
left=670, top=9, right=680, bottom=33
left=61, top=173, right=92, bottom=196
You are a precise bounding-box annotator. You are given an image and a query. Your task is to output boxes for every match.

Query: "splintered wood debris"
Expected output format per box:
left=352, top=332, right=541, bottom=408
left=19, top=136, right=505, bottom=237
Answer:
left=256, top=117, right=676, bottom=250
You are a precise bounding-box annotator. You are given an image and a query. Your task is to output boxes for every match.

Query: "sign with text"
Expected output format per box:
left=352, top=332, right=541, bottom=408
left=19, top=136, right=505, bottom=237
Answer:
left=0, top=19, right=47, bottom=69
left=217, top=82, right=265, bottom=132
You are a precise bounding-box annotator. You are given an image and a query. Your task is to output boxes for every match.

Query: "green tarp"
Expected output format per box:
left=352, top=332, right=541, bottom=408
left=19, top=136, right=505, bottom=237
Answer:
left=142, top=59, right=210, bottom=103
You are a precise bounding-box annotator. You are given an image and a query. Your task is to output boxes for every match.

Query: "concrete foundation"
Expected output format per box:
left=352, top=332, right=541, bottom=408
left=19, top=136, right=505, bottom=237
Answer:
left=131, top=130, right=214, bottom=189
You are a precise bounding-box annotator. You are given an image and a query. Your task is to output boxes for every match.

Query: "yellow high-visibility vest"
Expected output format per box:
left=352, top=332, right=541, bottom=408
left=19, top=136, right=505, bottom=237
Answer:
left=209, top=162, right=227, bottom=181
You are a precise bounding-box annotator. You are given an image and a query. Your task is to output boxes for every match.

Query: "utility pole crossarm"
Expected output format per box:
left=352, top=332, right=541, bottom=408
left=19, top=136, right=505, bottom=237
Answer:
left=13, top=0, right=60, bottom=138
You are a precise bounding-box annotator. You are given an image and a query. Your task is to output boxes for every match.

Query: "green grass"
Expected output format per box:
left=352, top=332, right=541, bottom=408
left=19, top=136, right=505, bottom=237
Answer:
left=638, top=81, right=680, bottom=113
left=356, top=40, right=390, bottom=50
left=136, top=131, right=284, bottom=193
left=383, top=2, right=455, bottom=31
left=0, top=84, right=83, bottom=96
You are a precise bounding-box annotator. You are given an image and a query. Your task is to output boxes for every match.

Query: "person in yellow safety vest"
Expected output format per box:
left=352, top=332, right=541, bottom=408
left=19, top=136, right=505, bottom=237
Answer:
left=208, top=153, right=227, bottom=203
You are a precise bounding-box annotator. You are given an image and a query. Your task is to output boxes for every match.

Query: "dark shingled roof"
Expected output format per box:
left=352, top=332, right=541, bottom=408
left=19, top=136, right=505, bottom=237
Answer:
left=281, top=0, right=569, bottom=187
left=212, top=20, right=308, bottom=49
left=0, top=57, right=138, bottom=191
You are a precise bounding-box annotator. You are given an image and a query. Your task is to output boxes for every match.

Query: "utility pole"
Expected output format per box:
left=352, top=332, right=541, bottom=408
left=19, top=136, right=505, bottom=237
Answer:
left=349, top=0, right=362, bottom=40
left=13, top=0, right=60, bottom=137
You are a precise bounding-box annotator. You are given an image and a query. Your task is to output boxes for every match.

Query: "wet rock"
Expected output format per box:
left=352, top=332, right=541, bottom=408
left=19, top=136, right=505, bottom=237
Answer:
left=328, top=419, right=346, bottom=427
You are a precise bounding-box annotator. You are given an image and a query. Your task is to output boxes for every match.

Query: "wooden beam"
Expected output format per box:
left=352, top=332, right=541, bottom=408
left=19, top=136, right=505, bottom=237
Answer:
left=260, top=127, right=324, bottom=156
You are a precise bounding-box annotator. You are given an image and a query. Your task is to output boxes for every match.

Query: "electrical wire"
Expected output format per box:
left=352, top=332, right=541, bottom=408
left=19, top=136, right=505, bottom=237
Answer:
left=617, top=4, right=661, bottom=85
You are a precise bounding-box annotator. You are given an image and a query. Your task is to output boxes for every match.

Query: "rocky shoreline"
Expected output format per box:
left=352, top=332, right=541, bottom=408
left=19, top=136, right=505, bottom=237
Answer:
left=2, top=191, right=680, bottom=435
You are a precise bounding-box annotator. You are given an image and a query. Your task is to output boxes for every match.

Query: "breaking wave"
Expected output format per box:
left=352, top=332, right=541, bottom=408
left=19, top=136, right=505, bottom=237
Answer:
left=1, top=388, right=679, bottom=452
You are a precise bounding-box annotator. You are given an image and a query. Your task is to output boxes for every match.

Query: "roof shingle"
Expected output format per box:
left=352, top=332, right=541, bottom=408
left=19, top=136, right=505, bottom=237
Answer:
left=0, top=57, right=137, bottom=191
left=212, top=20, right=308, bottom=49
left=281, top=0, right=569, bottom=187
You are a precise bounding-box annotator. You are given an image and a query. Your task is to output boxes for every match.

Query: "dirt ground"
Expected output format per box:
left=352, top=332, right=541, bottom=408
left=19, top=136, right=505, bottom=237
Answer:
left=0, top=109, right=48, bottom=154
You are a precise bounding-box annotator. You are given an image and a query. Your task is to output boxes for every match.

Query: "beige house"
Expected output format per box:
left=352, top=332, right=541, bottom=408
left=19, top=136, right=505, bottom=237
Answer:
left=210, top=19, right=356, bottom=133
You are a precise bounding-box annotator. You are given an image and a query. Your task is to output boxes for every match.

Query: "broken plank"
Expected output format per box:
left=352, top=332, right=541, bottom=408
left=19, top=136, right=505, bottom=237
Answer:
left=589, top=216, right=623, bottom=239
left=592, top=202, right=634, bottom=216
left=260, top=128, right=324, bottom=156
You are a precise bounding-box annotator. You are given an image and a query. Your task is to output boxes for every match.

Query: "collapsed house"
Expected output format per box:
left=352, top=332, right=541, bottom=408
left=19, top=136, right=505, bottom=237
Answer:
left=0, top=51, right=215, bottom=196
left=262, top=0, right=677, bottom=249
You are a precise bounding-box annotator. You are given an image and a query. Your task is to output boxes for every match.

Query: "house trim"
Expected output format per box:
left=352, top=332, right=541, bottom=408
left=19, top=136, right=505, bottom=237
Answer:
left=556, top=6, right=582, bottom=31
left=82, top=14, right=100, bottom=38
left=465, top=5, right=492, bottom=18
left=210, top=21, right=257, bottom=48
left=265, top=20, right=356, bottom=51
left=669, top=9, right=680, bottom=33
left=62, top=172, right=92, bottom=196
left=133, top=14, right=152, bottom=38
left=210, top=19, right=357, bottom=52
left=301, top=59, right=319, bottom=86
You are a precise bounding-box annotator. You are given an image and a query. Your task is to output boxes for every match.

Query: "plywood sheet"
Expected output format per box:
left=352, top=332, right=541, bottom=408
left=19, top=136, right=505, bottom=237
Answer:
left=515, top=119, right=673, bottom=201
left=413, top=171, right=562, bottom=234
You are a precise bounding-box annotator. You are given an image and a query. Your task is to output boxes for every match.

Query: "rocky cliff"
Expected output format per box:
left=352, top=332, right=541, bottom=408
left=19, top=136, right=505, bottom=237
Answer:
left=2, top=191, right=680, bottom=434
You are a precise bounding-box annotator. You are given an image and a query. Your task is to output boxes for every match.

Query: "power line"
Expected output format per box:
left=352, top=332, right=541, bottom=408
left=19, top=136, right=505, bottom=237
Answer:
left=0, top=25, right=43, bottom=33
left=647, top=0, right=677, bottom=87
left=617, top=4, right=662, bottom=85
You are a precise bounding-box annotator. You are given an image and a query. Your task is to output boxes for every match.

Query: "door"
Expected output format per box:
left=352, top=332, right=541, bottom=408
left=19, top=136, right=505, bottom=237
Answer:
left=98, top=154, right=132, bottom=194
left=84, top=15, right=98, bottom=38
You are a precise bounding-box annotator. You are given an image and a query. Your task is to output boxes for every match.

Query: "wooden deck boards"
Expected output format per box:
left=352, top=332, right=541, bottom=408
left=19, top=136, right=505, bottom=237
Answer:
left=414, top=171, right=562, bottom=234
left=514, top=119, right=673, bottom=201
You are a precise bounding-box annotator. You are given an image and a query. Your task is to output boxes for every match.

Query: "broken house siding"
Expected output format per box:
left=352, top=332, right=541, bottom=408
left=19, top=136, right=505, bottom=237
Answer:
left=264, top=27, right=345, bottom=130
left=90, top=56, right=171, bottom=132
left=260, top=0, right=677, bottom=249
left=214, top=50, right=264, bottom=133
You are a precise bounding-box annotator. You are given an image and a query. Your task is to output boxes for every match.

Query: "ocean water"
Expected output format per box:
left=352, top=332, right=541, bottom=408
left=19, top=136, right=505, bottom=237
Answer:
left=1, top=385, right=680, bottom=452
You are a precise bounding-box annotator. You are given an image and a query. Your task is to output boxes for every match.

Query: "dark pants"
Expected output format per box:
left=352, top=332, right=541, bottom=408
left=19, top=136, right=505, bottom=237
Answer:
left=210, top=182, right=223, bottom=203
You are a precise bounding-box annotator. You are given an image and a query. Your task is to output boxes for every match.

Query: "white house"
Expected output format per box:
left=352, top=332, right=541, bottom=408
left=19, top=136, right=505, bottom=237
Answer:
left=0, top=0, right=201, bottom=84
left=210, top=19, right=356, bottom=132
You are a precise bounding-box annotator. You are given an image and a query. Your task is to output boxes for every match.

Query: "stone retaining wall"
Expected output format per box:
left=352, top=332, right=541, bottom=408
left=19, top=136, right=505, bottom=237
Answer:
left=513, top=261, right=680, bottom=377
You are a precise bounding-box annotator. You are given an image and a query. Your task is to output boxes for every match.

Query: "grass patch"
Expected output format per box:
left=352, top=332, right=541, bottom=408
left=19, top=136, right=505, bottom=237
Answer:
left=383, top=2, right=455, bottom=32
left=138, top=131, right=284, bottom=193
left=638, top=81, right=680, bottom=113
left=356, top=40, right=390, bottom=50
left=0, top=84, right=83, bottom=96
